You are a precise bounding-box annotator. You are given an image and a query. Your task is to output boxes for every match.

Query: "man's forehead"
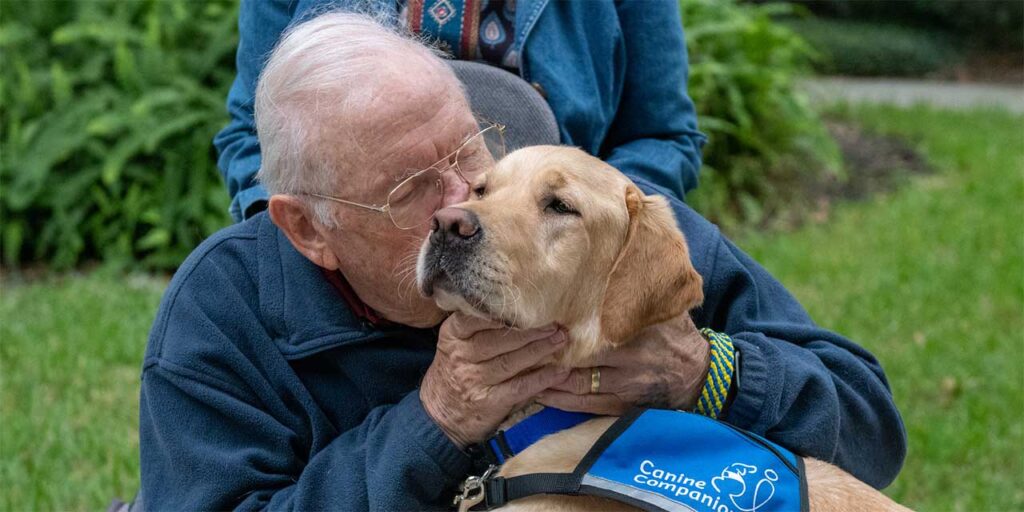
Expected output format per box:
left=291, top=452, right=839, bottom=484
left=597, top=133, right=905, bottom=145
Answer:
left=376, top=122, right=474, bottom=181
left=321, top=68, right=474, bottom=176
left=351, top=59, right=464, bottom=130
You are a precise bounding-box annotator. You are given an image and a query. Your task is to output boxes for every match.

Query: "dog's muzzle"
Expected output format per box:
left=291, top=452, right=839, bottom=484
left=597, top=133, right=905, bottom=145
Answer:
left=418, top=207, right=484, bottom=298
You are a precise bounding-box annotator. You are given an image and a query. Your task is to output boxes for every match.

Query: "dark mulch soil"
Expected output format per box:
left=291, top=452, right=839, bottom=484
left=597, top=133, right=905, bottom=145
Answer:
left=762, top=119, right=934, bottom=231
left=820, top=119, right=933, bottom=200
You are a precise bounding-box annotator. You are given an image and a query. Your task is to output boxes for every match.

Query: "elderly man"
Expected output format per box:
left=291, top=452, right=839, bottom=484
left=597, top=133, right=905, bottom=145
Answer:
left=138, top=12, right=905, bottom=511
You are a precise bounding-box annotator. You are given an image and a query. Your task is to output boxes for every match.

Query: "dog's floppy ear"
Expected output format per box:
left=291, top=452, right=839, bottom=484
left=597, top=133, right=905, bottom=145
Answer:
left=599, top=184, right=704, bottom=346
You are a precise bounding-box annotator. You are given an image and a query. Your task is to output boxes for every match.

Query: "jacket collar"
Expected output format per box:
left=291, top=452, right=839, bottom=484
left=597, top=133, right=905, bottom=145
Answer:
left=321, top=267, right=392, bottom=327
left=254, top=213, right=431, bottom=359
left=513, top=0, right=549, bottom=67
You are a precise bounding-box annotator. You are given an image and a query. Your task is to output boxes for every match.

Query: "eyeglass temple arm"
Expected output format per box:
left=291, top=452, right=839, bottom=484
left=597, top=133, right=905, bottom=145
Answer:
left=305, top=193, right=390, bottom=214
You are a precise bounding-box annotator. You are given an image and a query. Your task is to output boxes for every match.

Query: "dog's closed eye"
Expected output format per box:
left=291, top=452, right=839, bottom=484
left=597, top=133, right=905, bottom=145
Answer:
left=545, top=197, right=579, bottom=216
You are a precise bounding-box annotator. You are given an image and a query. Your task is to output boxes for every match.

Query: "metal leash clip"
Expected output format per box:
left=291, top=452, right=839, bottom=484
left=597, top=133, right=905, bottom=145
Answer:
left=453, top=464, right=498, bottom=512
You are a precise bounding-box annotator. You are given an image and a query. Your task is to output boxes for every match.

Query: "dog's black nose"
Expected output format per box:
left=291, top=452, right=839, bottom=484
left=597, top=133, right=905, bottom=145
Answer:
left=431, top=207, right=481, bottom=244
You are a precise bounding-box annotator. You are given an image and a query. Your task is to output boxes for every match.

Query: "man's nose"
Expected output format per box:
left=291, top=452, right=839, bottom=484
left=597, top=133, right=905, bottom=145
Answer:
left=431, top=207, right=481, bottom=244
left=440, top=171, right=470, bottom=207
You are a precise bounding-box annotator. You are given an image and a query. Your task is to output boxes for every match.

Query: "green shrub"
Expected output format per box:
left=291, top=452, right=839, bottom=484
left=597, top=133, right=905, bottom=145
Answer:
left=783, top=18, right=960, bottom=77
left=921, top=0, right=1023, bottom=51
left=783, top=0, right=1023, bottom=52
left=682, top=0, right=840, bottom=230
left=0, top=0, right=236, bottom=270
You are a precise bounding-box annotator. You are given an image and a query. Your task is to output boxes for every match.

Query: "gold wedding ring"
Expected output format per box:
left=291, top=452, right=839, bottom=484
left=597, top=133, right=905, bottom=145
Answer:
left=590, top=367, right=601, bottom=394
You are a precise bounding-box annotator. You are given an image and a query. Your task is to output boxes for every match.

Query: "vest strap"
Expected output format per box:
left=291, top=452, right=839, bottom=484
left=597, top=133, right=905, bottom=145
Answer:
left=476, top=473, right=582, bottom=510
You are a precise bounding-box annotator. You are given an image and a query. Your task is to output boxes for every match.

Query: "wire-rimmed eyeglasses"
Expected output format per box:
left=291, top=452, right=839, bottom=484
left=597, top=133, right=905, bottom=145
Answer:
left=300, top=123, right=505, bottom=230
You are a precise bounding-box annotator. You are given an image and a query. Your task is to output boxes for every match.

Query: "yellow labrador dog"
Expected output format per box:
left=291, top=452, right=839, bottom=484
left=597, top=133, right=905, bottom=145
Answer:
left=417, top=146, right=908, bottom=512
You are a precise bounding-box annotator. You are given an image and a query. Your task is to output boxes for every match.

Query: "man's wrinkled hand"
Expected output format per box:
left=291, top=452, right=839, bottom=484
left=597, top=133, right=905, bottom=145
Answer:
left=537, top=313, right=709, bottom=416
left=420, top=312, right=571, bottom=449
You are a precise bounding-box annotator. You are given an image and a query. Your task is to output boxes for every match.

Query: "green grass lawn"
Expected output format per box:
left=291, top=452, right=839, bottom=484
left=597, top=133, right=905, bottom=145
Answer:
left=0, top=271, right=166, bottom=511
left=739, top=105, right=1024, bottom=510
left=1, top=105, right=1022, bottom=511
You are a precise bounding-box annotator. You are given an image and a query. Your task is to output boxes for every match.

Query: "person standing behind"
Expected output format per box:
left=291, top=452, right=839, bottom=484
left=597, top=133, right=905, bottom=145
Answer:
left=214, top=0, right=707, bottom=222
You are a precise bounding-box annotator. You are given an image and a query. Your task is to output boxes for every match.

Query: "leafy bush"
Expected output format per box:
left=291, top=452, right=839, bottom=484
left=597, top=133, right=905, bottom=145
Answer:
left=0, top=0, right=236, bottom=270
left=783, top=18, right=960, bottom=77
left=921, top=0, right=1023, bottom=52
left=682, top=0, right=840, bottom=230
left=782, top=0, right=1023, bottom=52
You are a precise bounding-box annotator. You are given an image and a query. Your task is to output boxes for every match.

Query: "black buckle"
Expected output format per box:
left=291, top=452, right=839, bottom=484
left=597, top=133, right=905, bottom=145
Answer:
left=482, top=476, right=508, bottom=510
left=469, top=430, right=514, bottom=469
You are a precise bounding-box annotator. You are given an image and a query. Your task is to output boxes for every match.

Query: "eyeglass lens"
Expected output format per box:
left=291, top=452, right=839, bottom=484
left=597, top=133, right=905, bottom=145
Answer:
left=387, top=126, right=506, bottom=229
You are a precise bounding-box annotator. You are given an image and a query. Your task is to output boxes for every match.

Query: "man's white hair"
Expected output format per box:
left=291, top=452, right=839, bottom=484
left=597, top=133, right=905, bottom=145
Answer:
left=254, top=11, right=450, bottom=226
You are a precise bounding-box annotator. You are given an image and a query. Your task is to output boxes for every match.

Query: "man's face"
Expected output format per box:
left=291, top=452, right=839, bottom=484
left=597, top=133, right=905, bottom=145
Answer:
left=317, top=68, right=489, bottom=327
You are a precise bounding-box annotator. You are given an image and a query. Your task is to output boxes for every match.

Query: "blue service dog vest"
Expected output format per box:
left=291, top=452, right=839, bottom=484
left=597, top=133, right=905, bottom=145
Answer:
left=472, top=408, right=808, bottom=512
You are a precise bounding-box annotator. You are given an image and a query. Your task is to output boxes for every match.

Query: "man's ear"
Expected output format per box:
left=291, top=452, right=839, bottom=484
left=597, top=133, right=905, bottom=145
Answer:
left=267, top=195, right=341, bottom=270
left=598, top=185, right=704, bottom=346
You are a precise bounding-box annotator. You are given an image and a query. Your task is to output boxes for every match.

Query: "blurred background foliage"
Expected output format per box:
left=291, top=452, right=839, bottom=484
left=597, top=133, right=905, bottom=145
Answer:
left=782, top=18, right=960, bottom=77
left=774, top=0, right=1023, bottom=77
left=788, top=0, right=1023, bottom=51
left=0, top=0, right=836, bottom=270
left=0, top=0, right=237, bottom=270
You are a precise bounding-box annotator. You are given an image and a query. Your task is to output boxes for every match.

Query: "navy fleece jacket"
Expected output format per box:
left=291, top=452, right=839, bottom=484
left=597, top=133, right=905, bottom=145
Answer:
left=137, top=179, right=906, bottom=510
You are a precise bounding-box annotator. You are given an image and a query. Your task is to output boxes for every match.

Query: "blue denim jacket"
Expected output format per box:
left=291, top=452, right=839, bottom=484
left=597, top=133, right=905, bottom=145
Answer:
left=214, top=0, right=707, bottom=221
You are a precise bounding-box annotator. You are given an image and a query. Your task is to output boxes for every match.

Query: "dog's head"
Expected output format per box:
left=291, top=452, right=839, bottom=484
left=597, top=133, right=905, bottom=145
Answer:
left=416, top=146, right=703, bottom=363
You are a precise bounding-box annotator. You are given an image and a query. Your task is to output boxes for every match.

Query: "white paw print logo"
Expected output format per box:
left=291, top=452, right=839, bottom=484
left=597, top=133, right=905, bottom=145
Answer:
left=711, top=462, right=778, bottom=512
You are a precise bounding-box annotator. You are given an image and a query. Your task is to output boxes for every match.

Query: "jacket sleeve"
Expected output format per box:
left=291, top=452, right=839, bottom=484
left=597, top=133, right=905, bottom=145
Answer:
left=697, top=234, right=907, bottom=489
left=137, top=248, right=470, bottom=511
left=140, top=369, right=467, bottom=511
left=602, top=0, right=707, bottom=200
left=213, top=0, right=293, bottom=222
